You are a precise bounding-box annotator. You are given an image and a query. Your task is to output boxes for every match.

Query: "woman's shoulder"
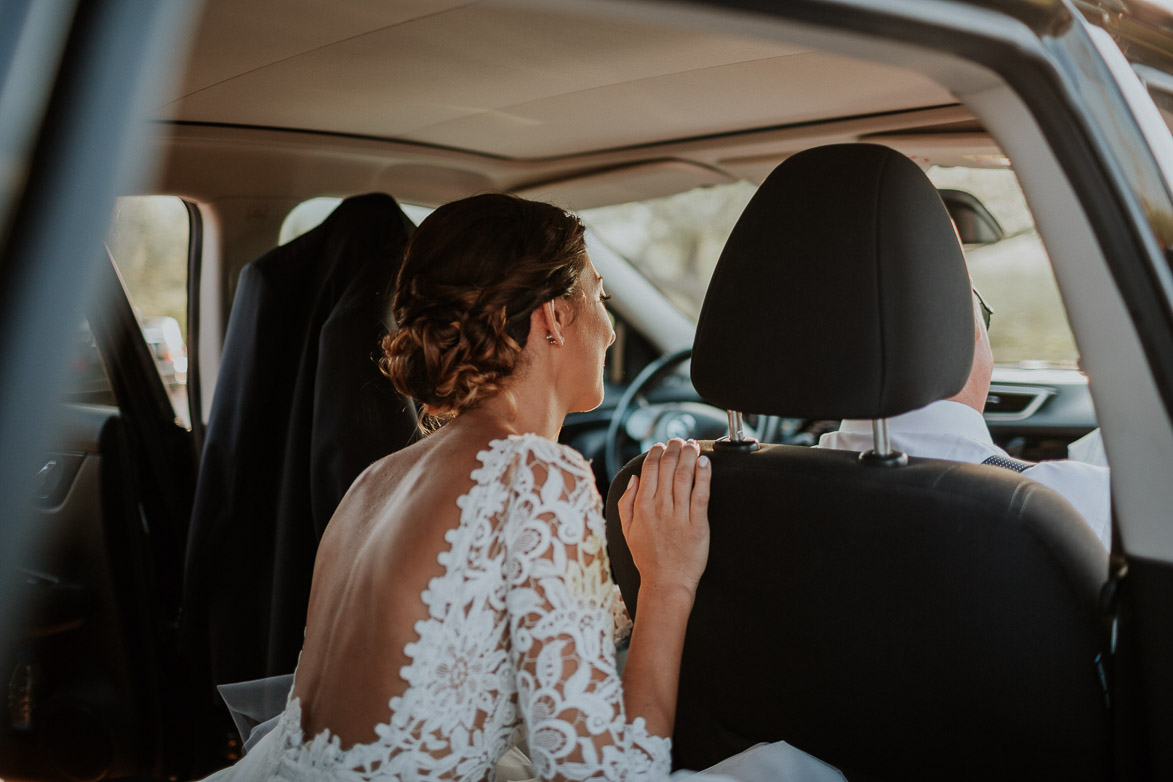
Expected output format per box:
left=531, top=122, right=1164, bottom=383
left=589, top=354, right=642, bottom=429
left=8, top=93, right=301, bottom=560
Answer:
left=479, top=433, right=593, bottom=482
left=476, top=434, right=599, bottom=510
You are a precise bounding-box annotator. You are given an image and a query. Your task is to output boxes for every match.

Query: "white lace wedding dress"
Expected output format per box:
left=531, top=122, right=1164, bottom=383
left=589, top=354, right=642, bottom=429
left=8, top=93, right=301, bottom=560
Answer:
left=204, top=434, right=844, bottom=782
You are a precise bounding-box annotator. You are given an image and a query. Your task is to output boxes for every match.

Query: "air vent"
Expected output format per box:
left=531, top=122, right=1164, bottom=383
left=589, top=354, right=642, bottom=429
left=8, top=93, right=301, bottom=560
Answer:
left=984, top=384, right=1056, bottom=421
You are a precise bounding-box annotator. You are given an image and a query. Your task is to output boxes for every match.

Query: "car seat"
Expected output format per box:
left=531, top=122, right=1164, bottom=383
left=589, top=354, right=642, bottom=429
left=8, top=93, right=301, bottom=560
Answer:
left=605, top=145, right=1111, bottom=781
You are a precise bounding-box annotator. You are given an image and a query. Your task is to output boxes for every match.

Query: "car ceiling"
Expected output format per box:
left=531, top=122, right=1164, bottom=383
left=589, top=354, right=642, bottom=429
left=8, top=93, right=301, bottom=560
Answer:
left=154, top=0, right=1001, bottom=207
left=166, top=0, right=962, bottom=160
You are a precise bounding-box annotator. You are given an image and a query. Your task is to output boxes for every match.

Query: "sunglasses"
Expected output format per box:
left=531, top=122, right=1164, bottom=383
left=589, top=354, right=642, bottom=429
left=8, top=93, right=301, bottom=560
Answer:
left=973, top=287, right=993, bottom=331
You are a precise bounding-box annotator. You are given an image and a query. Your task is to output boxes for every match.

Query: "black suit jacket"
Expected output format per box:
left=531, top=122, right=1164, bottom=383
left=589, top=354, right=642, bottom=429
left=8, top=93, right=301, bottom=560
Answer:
left=183, top=193, right=418, bottom=686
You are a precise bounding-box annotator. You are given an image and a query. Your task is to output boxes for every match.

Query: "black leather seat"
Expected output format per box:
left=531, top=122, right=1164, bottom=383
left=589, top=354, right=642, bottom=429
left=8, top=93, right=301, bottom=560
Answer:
left=605, top=145, right=1110, bottom=780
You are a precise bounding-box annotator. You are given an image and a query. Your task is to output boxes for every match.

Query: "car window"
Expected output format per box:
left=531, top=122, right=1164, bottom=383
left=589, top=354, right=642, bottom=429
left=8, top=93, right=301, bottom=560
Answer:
left=280, top=197, right=433, bottom=244
left=103, top=195, right=192, bottom=427
left=61, top=318, right=118, bottom=406
left=924, top=166, right=1077, bottom=366
left=582, top=169, right=1078, bottom=367
left=1139, top=66, right=1173, bottom=136
left=580, top=181, right=756, bottom=320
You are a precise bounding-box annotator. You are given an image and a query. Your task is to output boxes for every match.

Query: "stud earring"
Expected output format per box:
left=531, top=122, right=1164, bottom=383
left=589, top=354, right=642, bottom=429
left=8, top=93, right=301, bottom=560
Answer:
left=546, top=333, right=558, bottom=345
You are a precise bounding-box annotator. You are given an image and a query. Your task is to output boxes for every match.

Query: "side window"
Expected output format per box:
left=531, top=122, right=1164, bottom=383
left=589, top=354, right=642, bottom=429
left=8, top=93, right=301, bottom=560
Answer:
left=62, top=319, right=117, bottom=406
left=1145, top=82, right=1173, bottom=135
left=281, top=197, right=342, bottom=244
left=924, top=166, right=1078, bottom=366
left=581, top=181, right=757, bottom=320
left=280, top=196, right=431, bottom=245
left=103, top=195, right=192, bottom=427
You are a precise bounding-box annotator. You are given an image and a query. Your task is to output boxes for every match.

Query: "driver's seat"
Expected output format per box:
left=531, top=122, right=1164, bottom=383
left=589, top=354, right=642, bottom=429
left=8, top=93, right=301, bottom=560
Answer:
left=605, top=144, right=1110, bottom=780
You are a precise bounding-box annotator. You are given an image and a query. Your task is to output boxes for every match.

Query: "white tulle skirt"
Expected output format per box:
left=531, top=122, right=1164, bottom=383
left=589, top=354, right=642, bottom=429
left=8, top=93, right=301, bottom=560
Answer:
left=203, top=675, right=846, bottom=782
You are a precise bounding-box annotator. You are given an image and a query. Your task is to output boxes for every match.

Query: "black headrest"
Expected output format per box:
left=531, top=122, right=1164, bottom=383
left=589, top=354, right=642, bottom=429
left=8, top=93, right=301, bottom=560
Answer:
left=692, top=144, right=974, bottom=420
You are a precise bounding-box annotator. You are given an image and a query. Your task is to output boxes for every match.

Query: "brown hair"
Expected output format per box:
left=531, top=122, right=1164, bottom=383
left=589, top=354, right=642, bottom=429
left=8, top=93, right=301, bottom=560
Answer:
left=380, top=193, right=588, bottom=422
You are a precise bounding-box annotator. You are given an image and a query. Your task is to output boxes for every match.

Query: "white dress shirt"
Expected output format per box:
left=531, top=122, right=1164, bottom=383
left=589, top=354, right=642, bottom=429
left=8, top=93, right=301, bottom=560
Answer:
left=817, top=399, right=1112, bottom=549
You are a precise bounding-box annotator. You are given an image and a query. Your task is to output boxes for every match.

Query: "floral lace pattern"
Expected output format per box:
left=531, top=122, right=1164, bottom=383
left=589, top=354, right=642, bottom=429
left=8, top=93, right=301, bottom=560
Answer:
left=260, top=434, right=672, bottom=780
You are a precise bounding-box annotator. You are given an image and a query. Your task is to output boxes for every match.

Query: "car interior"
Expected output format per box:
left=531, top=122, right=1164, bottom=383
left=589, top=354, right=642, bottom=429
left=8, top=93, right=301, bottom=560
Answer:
left=5, top=0, right=1173, bottom=779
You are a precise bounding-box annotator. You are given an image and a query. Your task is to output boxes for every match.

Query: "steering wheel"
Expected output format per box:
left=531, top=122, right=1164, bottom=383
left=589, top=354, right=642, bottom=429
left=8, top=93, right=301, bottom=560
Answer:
left=603, top=348, right=825, bottom=481
left=604, top=347, right=730, bottom=481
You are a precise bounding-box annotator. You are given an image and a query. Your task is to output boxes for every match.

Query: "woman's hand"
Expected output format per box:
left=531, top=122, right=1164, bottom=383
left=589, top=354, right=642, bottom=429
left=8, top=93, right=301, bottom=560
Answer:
left=616, top=439, right=711, bottom=738
left=617, top=438, right=711, bottom=596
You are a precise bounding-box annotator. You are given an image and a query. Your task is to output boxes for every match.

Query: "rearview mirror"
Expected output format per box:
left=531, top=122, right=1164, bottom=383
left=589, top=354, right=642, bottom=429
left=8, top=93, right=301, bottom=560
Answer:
left=939, top=188, right=1006, bottom=245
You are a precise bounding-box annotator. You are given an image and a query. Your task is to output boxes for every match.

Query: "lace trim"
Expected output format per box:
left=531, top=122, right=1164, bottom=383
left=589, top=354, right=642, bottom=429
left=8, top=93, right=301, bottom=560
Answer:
left=265, top=434, right=671, bottom=779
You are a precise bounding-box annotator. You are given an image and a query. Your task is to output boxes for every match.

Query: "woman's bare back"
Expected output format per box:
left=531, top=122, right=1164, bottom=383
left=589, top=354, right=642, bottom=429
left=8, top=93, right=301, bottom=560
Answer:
left=291, top=423, right=499, bottom=748
left=207, top=426, right=678, bottom=779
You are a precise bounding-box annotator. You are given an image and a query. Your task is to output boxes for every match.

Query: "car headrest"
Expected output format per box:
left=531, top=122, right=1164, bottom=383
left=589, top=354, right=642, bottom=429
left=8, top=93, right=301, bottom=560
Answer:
left=692, top=143, right=974, bottom=420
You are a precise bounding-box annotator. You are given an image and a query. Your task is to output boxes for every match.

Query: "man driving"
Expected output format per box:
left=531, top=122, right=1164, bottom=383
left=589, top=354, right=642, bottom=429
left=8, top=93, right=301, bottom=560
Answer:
left=817, top=287, right=1112, bottom=549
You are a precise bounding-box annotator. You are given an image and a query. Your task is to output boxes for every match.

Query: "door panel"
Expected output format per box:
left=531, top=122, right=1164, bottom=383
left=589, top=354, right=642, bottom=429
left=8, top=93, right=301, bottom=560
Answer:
left=2, top=253, right=199, bottom=779
left=1, top=403, right=167, bottom=780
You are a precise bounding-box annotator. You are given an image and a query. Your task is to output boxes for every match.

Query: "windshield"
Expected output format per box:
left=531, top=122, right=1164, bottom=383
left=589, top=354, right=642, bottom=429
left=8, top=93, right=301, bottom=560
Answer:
left=580, top=166, right=1077, bottom=367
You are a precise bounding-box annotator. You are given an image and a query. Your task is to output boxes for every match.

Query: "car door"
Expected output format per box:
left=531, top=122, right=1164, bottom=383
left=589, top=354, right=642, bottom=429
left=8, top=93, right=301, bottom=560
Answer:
left=1, top=248, right=199, bottom=780
left=0, top=1, right=203, bottom=779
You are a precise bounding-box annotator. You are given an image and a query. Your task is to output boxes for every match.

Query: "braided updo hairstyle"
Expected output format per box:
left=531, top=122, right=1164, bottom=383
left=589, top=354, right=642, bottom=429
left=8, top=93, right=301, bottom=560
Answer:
left=380, top=193, right=588, bottom=422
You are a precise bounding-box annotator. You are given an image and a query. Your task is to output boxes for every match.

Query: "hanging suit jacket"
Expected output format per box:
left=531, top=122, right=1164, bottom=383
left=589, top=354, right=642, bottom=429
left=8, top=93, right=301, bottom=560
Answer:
left=183, top=193, right=418, bottom=688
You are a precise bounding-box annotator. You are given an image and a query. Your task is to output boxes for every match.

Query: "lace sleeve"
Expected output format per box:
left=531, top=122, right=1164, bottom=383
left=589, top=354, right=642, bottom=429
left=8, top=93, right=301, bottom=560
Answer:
left=503, top=442, right=672, bottom=781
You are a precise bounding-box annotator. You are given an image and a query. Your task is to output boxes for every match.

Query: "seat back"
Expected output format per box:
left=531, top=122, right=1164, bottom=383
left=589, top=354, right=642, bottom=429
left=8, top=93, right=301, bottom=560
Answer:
left=604, top=145, right=1110, bottom=780
left=607, top=445, right=1109, bottom=779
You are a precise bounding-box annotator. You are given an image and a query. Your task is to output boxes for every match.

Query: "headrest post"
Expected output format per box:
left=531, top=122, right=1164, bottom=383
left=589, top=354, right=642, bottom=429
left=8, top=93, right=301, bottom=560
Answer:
left=728, top=410, right=747, bottom=443
left=860, top=417, right=908, bottom=467
left=872, top=418, right=892, bottom=457
left=714, top=409, right=759, bottom=452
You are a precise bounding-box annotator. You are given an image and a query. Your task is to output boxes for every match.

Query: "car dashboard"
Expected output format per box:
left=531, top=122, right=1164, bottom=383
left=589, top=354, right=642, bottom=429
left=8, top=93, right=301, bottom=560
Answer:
left=563, top=363, right=1101, bottom=494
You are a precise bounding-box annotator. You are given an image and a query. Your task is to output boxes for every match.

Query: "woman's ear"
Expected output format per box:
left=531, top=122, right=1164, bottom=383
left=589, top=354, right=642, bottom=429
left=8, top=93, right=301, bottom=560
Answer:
left=532, top=299, right=566, bottom=347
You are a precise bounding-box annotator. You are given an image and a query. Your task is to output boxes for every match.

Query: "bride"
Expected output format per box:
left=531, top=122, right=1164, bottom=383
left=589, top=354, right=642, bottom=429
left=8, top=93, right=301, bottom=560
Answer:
left=205, top=194, right=843, bottom=781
